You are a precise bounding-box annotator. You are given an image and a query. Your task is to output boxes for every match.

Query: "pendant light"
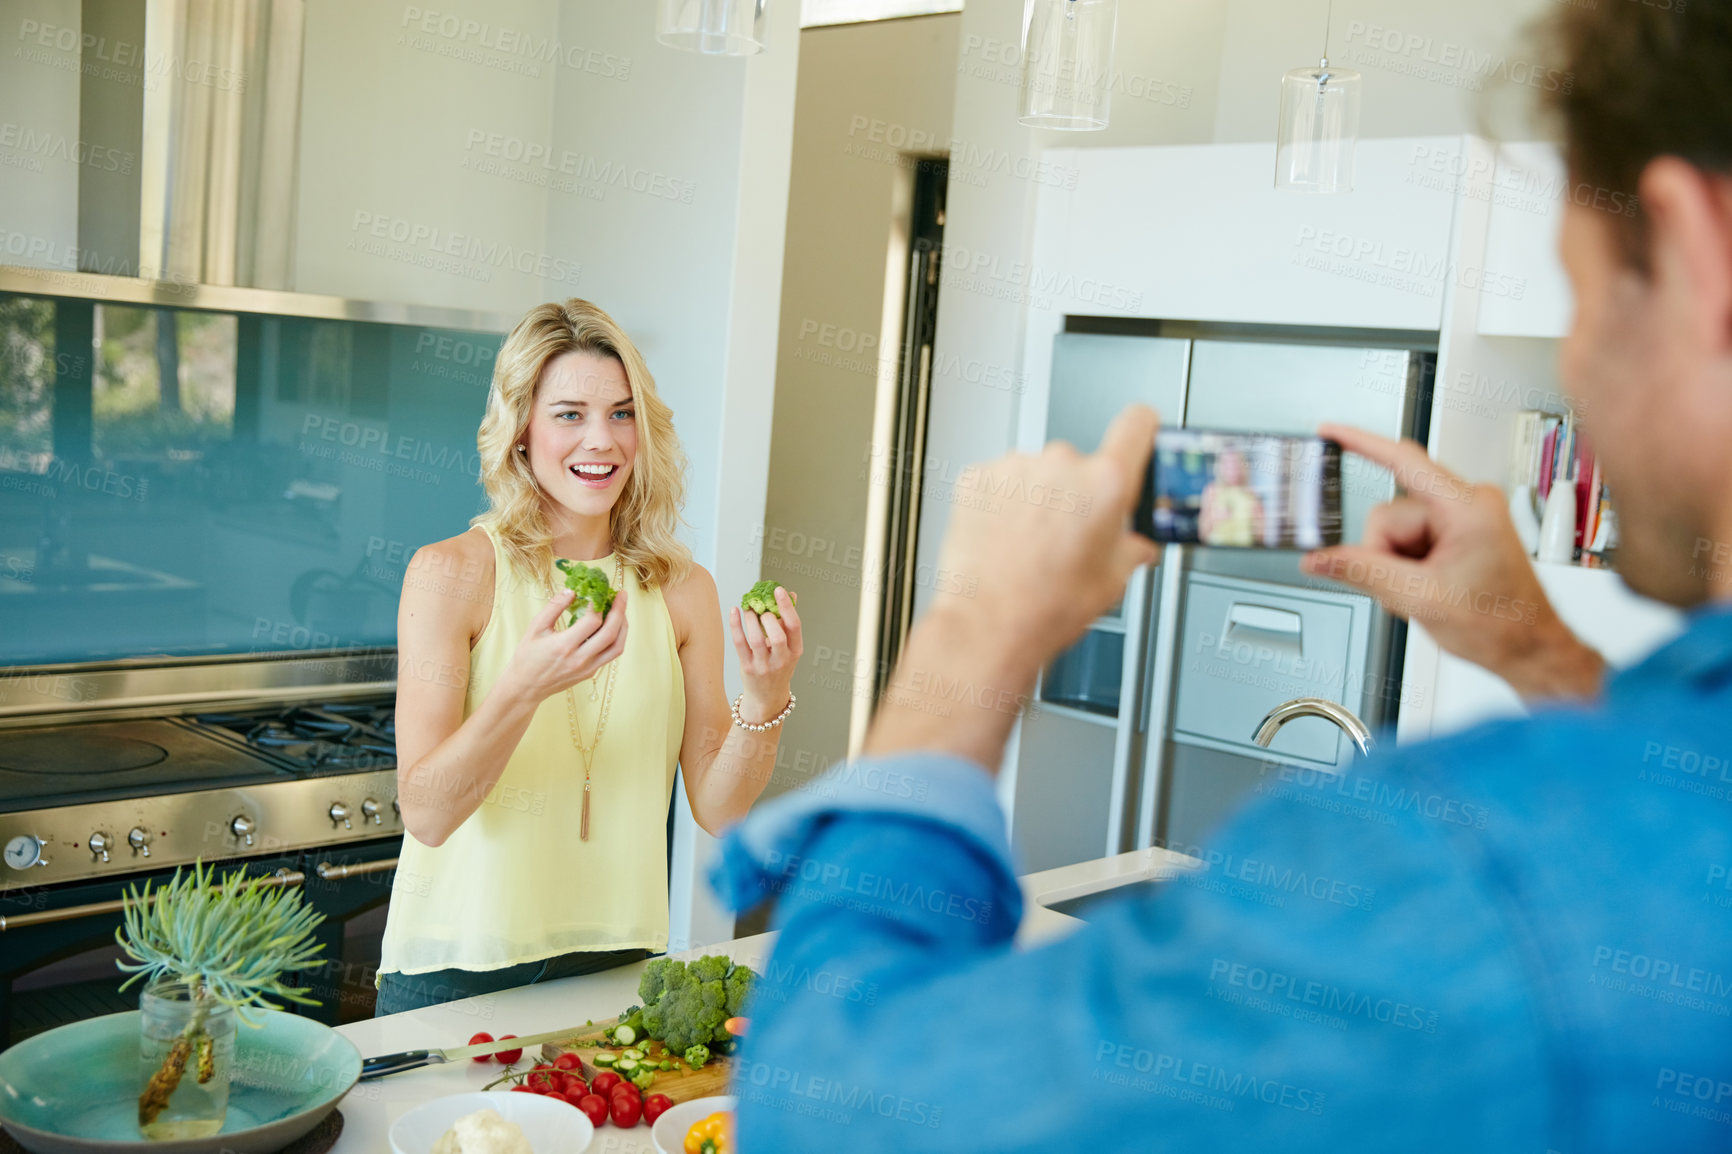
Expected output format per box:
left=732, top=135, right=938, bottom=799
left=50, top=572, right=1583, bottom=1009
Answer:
left=657, top=0, right=768, bottom=56
left=1275, top=0, right=1361, bottom=193
left=1019, top=0, right=1119, bottom=131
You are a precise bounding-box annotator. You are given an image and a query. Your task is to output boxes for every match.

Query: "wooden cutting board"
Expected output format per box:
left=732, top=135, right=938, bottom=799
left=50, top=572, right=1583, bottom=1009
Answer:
left=539, top=1016, right=732, bottom=1104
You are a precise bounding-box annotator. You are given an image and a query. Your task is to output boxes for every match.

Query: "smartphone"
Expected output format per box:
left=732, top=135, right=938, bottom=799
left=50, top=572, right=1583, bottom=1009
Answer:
left=1133, top=428, right=1342, bottom=549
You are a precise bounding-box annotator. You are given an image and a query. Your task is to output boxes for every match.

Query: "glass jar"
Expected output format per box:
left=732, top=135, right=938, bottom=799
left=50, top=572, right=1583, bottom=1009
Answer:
left=138, top=979, right=235, bottom=1140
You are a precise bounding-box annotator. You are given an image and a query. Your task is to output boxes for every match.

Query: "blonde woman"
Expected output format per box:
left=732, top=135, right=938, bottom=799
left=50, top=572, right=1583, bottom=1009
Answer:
left=375, top=299, right=802, bottom=1014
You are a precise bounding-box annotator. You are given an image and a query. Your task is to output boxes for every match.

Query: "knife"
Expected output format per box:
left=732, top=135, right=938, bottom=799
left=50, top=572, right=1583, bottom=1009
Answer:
left=360, top=1024, right=592, bottom=1080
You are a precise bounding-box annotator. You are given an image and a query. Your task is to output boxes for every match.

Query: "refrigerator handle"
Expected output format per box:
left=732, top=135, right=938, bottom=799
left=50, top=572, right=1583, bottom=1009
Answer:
left=1135, top=553, right=1188, bottom=851
left=1104, top=564, right=1155, bottom=857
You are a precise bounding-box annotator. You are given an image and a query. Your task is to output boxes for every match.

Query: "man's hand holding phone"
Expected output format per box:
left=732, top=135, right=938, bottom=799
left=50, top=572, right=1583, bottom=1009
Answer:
left=1302, top=423, right=1605, bottom=702
left=862, top=407, right=1162, bottom=771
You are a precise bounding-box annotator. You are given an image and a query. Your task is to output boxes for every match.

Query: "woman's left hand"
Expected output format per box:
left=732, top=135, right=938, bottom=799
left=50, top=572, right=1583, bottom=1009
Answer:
left=729, top=586, right=803, bottom=722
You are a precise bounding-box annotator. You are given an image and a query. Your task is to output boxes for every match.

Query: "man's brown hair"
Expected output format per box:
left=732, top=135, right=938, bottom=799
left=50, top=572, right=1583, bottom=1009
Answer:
left=1541, top=0, right=1732, bottom=266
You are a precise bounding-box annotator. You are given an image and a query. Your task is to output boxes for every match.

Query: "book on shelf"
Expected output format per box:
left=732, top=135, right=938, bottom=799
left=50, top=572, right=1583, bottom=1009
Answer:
left=1508, top=408, right=1616, bottom=567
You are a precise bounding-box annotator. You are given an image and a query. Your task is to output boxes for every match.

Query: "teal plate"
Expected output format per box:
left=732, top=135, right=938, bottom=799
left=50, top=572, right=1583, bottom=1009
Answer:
left=0, top=1010, right=360, bottom=1154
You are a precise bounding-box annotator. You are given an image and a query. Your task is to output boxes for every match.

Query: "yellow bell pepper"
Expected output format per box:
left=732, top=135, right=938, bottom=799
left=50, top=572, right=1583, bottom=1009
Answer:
left=683, top=1110, right=734, bottom=1154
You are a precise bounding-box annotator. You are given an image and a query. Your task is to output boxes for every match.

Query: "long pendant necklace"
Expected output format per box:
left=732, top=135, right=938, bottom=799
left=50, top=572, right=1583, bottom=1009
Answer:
left=561, top=553, right=625, bottom=841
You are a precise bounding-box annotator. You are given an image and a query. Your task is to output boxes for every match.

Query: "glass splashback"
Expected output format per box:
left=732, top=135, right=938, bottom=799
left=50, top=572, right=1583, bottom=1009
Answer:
left=0, top=292, right=502, bottom=666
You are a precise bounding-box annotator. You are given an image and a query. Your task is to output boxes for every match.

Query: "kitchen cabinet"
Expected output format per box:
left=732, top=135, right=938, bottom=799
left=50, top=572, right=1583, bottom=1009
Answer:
left=1477, top=143, right=1576, bottom=339
left=1030, top=137, right=1462, bottom=331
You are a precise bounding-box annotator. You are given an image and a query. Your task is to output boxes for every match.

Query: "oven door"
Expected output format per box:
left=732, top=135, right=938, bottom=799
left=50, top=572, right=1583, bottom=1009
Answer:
left=0, top=853, right=306, bottom=1049
left=296, top=836, right=400, bottom=1025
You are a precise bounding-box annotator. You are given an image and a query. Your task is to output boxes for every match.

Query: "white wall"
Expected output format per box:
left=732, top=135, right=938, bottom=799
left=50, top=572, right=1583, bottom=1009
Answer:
left=294, top=0, right=800, bottom=948
left=919, top=0, right=1563, bottom=603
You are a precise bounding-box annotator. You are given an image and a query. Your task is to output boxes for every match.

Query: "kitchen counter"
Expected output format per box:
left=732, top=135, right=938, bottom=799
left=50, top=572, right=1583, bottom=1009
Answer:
left=331, top=846, right=1198, bottom=1153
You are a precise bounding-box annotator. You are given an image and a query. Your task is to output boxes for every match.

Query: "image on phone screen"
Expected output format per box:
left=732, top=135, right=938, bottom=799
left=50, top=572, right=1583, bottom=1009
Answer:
left=1135, top=429, right=1343, bottom=549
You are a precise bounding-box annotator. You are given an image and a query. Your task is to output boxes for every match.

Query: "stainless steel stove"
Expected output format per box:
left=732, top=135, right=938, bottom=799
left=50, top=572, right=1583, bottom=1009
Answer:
left=0, top=700, right=401, bottom=893
left=0, top=658, right=406, bottom=1046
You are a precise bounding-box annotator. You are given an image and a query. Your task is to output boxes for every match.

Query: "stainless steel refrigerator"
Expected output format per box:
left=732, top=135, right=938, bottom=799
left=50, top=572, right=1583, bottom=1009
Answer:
left=1007, top=326, right=1434, bottom=872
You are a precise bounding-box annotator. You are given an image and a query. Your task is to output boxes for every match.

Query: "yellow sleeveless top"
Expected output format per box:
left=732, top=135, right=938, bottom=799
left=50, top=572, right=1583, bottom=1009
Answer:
left=379, top=525, right=686, bottom=975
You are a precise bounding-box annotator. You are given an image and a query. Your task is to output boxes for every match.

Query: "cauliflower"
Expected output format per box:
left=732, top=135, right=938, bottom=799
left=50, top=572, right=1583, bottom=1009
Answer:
left=431, top=1108, right=533, bottom=1154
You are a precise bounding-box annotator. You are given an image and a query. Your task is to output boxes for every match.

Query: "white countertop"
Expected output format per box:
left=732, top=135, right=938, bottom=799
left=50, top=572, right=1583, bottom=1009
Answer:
left=331, top=846, right=1198, bottom=1153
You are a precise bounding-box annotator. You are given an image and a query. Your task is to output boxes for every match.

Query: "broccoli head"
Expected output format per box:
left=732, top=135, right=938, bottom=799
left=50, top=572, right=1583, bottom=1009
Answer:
left=641, top=971, right=728, bottom=1054
left=555, top=558, right=616, bottom=626
left=635, top=956, right=763, bottom=1053
left=740, top=580, right=796, bottom=618
left=688, top=954, right=731, bottom=983
left=723, top=964, right=756, bottom=1020
left=638, top=958, right=676, bottom=1006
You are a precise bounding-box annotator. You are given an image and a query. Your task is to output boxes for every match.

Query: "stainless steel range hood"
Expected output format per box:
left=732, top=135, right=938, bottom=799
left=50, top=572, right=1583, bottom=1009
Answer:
left=76, top=0, right=306, bottom=290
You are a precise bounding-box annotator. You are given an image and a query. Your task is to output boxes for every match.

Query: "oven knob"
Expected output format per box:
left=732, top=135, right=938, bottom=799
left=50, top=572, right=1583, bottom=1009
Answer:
left=88, top=831, right=112, bottom=863
left=128, top=827, right=152, bottom=858
left=4, top=835, right=45, bottom=870
left=329, top=802, right=352, bottom=830
left=361, top=799, right=382, bottom=825
left=230, top=815, right=256, bottom=847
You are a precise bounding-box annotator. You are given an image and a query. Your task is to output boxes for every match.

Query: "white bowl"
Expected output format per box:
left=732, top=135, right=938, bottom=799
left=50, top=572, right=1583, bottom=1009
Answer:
left=389, top=1091, right=594, bottom=1154
left=651, top=1095, right=736, bottom=1154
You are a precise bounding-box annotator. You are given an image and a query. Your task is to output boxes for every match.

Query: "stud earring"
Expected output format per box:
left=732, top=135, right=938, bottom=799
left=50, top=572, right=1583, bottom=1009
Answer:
left=516, top=444, right=526, bottom=453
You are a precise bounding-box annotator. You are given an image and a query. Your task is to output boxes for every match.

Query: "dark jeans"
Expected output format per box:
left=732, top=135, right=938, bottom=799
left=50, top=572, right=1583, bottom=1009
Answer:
left=374, top=947, right=654, bottom=1017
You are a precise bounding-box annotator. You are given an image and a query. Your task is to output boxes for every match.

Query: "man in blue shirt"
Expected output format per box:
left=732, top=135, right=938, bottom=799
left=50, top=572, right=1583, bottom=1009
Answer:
left=712, top=4, right=1732, bottom=1149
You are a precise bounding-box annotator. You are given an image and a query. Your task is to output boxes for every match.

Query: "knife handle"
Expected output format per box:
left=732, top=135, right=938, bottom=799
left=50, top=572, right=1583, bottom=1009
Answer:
left=360, top=1049, right=439, bottom=1080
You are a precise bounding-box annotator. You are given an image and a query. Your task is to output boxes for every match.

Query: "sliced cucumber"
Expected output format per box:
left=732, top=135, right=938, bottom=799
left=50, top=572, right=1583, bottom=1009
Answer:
left=612, top=1024, right=637, bottom=1046
left=615, top=1057, right=640, bottom=1075
left=621, top=1048, right=645, bottom=1061
left=592, top=1051, right=617, bottom=1068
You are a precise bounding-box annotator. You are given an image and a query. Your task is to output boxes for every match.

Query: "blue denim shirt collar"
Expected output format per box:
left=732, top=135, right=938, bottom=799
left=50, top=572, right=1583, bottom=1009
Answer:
left=1607, top=600, right=1732, bottom=700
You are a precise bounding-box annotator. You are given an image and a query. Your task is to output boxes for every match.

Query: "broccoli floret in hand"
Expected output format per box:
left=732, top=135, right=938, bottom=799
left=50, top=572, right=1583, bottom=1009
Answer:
left=555, top=558, right=616, bottom=626
left=740, top=580, right=796, bottom=618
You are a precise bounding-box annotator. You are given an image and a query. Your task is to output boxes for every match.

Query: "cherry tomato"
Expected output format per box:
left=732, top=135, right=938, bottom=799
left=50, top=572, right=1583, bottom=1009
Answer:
left=468, top=1032, right=494, bottom=1063
left=556, top=1072, right=585, bottom=1096
left=642, top=1093, right=673, bottom=1125
left=526, top=1067, right=557, bottom=1092
left=590, top=1071, right=621, bottom=1096
left=576, top=1093, right=608, bottom=1127
left=494, top=1035, right=523, bottom=1064
left=609, top=1092, right=642, bottom=1128
left=610, top=1081, right=641, bottom=1102
left=509, top=1084, right=537, bottom=1094
left=560, top=1090, right=588, bottom=1109
left=553, top=1052, right=583, bottom=1071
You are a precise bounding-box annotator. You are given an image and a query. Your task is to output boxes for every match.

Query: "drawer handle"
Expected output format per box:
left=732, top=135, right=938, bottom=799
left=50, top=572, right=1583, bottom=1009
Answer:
left=1226, top=603, right=1302, bottom=635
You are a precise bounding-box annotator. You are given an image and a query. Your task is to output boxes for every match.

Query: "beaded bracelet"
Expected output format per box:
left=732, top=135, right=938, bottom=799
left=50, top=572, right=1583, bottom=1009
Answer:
left=732, top=692, right=796, bottom=732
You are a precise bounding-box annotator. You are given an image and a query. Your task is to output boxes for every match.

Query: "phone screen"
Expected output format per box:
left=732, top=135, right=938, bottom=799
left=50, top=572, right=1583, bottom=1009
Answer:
left=1134, top=429, right=1342, bottom=549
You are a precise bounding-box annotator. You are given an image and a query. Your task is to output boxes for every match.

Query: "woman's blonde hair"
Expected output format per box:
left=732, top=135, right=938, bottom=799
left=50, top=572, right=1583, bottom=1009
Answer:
left=473, top=299, right=691, bottom=590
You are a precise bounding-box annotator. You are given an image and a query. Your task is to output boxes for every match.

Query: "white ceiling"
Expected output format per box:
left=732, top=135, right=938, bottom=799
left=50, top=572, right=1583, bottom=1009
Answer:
left=800, top=0, right=964, bottom=28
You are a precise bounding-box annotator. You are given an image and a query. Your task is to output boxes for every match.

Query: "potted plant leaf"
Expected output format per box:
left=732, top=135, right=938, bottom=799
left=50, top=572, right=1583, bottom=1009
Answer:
left=116, top=861, right=327, bottom=1140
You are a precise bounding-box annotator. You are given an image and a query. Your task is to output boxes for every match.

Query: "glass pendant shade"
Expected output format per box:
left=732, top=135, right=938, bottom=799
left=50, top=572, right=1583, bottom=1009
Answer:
left=657, top=0, right=767, bottom=56
left=1019, top=0, right=1118, bottom=131
left=1275, top=61, right=1361, bottom=192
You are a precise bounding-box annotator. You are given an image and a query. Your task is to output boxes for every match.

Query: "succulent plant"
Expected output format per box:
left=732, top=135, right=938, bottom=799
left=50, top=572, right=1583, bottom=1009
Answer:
left=117, top=861, right=327, bottom=1127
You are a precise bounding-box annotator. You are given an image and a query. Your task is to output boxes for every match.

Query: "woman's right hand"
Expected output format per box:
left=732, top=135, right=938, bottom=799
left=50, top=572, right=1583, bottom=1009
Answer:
left=501, top=588, right=630, bottom=703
